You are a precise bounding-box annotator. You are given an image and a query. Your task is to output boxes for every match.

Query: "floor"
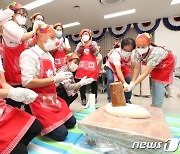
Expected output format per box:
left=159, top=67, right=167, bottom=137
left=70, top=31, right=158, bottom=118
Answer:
left=70, top=87, right=180, bottom=115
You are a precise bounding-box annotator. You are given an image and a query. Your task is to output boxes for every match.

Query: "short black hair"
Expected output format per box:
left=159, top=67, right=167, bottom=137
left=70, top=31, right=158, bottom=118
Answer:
left=121, top=38, right=136, bottom=49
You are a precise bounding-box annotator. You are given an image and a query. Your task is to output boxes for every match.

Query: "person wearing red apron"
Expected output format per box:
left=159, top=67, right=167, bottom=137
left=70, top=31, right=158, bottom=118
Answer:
left=0, top=58, right=41, bottom=154
left=106, top=38, right=136, bottom=103
left=56, top=53, right=94, bottom=106
left=50, top=22, right=71, bottom=71
left=20, top=23, right=75, bottom=141
left=1, top=3, right=35, bottom=108
left=126, top=33, right=175, bottom=108
left=75, top=29, right=99, bottom=106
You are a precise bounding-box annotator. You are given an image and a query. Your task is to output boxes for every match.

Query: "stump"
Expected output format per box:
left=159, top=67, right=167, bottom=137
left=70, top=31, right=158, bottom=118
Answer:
left=110, top=82, right=126, bottom=107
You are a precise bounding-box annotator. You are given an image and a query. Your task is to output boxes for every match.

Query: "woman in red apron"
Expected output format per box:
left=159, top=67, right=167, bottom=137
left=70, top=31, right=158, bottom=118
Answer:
left=20, top=24, right=76, bottom=141
left=106, top=39, right=136, bottom=103
left=0, top=59, right=41, bottom=154
left=75, top=29, right=99, bottom=106
left=50, top=22, right=71, bottom=71
left=126, top=33, right=175, bottom=108
left=2, top=2, right=35, bottom=108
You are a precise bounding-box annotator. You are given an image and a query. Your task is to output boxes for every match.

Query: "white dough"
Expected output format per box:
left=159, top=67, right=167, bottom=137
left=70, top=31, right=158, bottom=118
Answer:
left=105, top=103, right=150, bottom=119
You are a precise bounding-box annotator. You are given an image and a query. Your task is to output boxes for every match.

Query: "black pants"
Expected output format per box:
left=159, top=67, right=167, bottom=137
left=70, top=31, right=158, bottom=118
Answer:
left=76, top=80, right=97, bottom=101
left=5, top=85, right=23, bottom=109
left=56, top=86, right=78, bottom=106
left=11, top=119, right=42, bottom=154
left=45, top=116, right=76, bottom=141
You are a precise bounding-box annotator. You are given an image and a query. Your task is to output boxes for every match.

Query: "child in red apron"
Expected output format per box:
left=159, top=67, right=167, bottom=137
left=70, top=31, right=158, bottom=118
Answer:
left=56, top=53, right=94, bottom=106
left=50, top=22, right=71, bottom=71
left=20, top=24, right=76, bottom=141
left=106, top=39, right=136, bottom=103
left=126, top=33, right=175, bottom=108
left=0, top=59, right=41, bottom=154
left=1, top=2, right=35, bottom=108
left=75, top=29, right=99, bottom=106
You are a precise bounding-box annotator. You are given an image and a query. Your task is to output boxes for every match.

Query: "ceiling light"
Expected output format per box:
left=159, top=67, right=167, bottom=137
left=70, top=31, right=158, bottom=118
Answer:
left=23, top=0, right=54, bottom=10
left=104, top=9, right=136, bottom=19
left=171, top=0, right=180, bottom=5
left=63, top=22, right=80, bottom=28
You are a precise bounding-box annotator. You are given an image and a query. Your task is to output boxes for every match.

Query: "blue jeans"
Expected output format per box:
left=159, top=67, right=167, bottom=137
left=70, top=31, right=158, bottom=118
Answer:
left=106, top=67, right=114, bottom=102
left=151, top=80, right=166, bottom=108
left=106, top=67, right=132, bottom=102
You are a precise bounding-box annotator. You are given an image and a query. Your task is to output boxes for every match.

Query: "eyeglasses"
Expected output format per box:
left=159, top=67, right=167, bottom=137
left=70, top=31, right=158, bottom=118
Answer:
left=16, top=13, right=28, bottom=18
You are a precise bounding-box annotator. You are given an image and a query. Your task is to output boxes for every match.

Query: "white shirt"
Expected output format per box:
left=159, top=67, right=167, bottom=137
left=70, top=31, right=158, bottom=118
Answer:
left=55, top=37, right=71, bottom=49
left=20, top=45, right=55, bottom=87
left=0, top=58, right=4, bottom=72
left=106, top=48, right=121, bottom=68
left=2, top=20, right=24, bottom=47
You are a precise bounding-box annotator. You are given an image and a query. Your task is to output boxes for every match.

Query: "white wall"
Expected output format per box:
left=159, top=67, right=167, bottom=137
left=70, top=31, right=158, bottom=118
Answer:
left=154, top=21, right=180, bottom=67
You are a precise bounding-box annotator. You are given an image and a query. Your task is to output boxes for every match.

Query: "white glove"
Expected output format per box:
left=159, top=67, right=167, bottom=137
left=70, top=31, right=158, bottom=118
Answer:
left=53, top=72, right=73, bottom=83
left=0, top=9, right=14, bottom=25
left=61, top=78, right=71, bottom=85
left=33, top=20, right=45, bottom=30
left=123, top=82, right=129, bottom=89
left=127, top=81, right=136, bottom=92
left=7, top=88, right=38, bottom=104
left=80, top=76, right=94, bottom=86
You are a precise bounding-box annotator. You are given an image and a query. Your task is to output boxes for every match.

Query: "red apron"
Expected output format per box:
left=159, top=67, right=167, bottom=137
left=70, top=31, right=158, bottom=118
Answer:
left=0, top=85, right=35, bottom=154
left=3, top=42, right=28, bottom=86
left=75, top=46, right=98, bottom=81
left=109, top=50, right=130, bottom=82
left=30, top=49, right=72, bottom=136
left=142, top=47, right=175, bottom=84
left=53, top=41, right=66, bottom=70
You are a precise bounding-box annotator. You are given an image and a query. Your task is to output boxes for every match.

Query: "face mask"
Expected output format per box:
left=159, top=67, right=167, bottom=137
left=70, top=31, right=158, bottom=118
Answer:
left=16, top=15, right=27, bottom=25
left=56, top=30, right=63, bottom=38
left=43, top=39, right=56, bottom=52
left=82, top=35, right=90, bottom=42
left=136, top=47, right=149, bottom=55
left=121, top=50, right=131, bottom=59
left=69, top=62, right=78, bottom=72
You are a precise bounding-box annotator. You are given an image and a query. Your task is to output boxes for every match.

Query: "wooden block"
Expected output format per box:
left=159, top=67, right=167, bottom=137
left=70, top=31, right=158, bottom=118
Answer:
left=110, top=82, right=126, bottom=107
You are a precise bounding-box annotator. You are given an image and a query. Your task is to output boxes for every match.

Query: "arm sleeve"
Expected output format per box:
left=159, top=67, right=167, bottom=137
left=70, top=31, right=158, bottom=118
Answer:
left=0, top=58, right=4, bottom=72
left=74, top=42, right=82, bottom=53
left=111, top=52, right=121, bottom=65
left=131, top=49, right=141, bottom=63
left=147, top=47, right=168, bottom=66
left=20, top=50, right=39, bottom=87
left=64, top=38, right=71, bottom=49
left=3, top=21, right=24, bottom=44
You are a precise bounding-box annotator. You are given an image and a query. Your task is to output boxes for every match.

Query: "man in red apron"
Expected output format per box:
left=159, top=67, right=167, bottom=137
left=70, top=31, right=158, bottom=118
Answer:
left=2, top=2, right=36, bottom=108
left=75, top=29, right=99, bottom=106
left=50, top=22, right=71, bottom=71
left=126, top=33, right=175, bottom=108
left=0, top=59, right=41, bottom=154
left=106, top=39, right=136, bottom=103
left=20, top=23, right=75, bottom=141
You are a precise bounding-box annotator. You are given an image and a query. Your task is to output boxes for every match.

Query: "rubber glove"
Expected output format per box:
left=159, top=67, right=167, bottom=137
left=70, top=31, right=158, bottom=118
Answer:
left=80, top=76, right=94, bottom=86
left=7, top=88, right=38, bottom=104
left=53, top=72, right=73, bottom=83
left=127, top=81, right=136, bottom=92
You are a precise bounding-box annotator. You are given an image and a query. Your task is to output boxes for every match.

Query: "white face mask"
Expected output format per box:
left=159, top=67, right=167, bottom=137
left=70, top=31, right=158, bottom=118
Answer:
left=136, top=47, right=149, bottom=55
left=69, top=62, right=78, bottom=72
left=121, top=50, right=131, bottom=59
left=43, top=39, right=56, bottom=52
left=82, top=35, right=90, bottom=42
left=16, top=15, right=27, bottom=25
